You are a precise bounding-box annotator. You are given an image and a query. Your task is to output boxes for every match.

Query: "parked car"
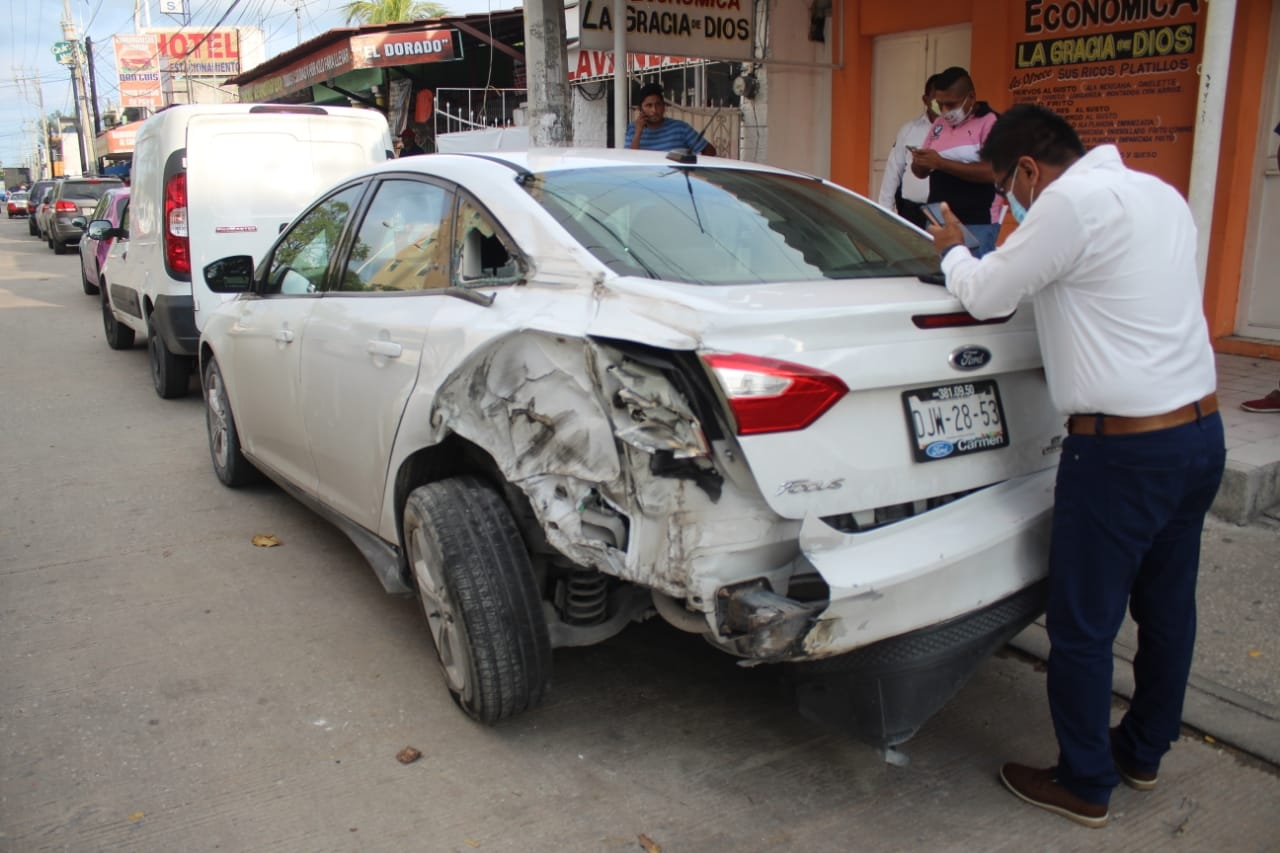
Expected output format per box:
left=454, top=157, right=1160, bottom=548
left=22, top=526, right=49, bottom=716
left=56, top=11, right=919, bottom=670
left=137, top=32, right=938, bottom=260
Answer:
left=7, top=190, right=30, bottom=218
left=197, top=149, right=1062, bottom=745
left=29, top=180, right=57, bottom=239
left=45, top=176, right=124, bottom=255
left=74, top=187, right=129, bottom=295
left=99, top=103, right=392, bottom=399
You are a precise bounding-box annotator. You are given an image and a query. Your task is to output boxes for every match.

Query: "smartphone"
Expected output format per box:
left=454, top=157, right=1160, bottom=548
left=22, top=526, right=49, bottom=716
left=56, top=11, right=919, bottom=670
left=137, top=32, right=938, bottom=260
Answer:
left=905, top=144, right=921, bottom=153
left=922, top=202, right=981, bottom=252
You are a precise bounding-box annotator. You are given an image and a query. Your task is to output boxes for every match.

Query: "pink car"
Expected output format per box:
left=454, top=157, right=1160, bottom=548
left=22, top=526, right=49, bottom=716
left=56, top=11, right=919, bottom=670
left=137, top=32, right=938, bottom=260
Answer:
left=75, top=187, right=130, bottom=296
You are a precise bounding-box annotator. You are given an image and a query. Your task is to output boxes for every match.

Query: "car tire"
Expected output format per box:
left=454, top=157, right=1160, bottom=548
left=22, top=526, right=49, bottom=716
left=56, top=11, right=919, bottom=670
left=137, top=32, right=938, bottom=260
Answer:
left=148, top=320, right=190, bottom=399
left=28, top=218, right=37, bottom=236
left=52, top=235, right=68, bottom=255
left=404, top=476, right=552, bottom=724
left=101, top=285, right=134, bottom=350
left=202, top=357, right=261, bottom=487
left=81, top=261, right=99, bottom=295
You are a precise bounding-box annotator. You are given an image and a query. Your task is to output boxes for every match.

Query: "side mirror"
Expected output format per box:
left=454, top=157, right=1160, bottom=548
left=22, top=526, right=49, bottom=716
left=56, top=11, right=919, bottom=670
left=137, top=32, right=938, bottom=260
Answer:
left=71, top=216, right=87, bottom=229
left=85, top=219, right=127, bottom=241
left=204, top=255, right=256, bottom=293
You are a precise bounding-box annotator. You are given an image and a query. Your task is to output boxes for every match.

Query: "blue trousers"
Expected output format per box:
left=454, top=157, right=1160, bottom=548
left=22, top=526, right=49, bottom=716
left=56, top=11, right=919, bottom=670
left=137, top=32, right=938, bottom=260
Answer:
left=1046, top=413, right=1225, bottom=804
left=969, top=223, right=1001, bottom=258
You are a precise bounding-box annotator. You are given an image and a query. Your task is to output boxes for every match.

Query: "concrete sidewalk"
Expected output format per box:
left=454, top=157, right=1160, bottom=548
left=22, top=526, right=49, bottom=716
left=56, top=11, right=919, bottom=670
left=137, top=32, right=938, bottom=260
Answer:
left=1014, top=352, right=1280, bottom=769
left=1213, top=353, right=1280, bottom=524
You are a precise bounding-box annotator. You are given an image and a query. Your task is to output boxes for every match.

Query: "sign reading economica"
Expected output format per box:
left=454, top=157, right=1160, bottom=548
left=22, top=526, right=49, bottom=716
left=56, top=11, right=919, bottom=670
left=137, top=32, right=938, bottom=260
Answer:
left=1006, top=0, right=1206, bottom=193
left=579, top=0, right=754, bottom=62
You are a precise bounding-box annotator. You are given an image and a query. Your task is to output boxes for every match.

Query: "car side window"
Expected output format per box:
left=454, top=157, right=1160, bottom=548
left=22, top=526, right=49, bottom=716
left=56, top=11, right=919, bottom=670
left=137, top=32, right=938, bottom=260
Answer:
left=91, top=195, right=110, bottom=220
left=452, top=193, right=521, bottom=287
left=340, top=178, right=452, bottom=292
left=265, top=184, right=363, bottom=296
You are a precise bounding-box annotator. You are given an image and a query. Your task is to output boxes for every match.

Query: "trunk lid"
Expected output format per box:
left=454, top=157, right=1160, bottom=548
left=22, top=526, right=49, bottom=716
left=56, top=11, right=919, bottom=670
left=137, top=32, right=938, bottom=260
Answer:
left=601, top=276, right=1062, bottom=520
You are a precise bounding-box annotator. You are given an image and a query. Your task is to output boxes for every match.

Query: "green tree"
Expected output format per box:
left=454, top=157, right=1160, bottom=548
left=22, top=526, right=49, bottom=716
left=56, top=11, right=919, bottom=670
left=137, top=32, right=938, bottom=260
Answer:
left=341, top=0, right=448, bottom=25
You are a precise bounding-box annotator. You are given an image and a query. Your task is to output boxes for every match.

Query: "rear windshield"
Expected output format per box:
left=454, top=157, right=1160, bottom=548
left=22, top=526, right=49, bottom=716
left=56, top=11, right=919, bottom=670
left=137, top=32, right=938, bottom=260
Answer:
left=10, top=192, right=27, bottom=200
left=522, top=165, right=939, bottom=285
left=61, top=181, right=123, bottom=202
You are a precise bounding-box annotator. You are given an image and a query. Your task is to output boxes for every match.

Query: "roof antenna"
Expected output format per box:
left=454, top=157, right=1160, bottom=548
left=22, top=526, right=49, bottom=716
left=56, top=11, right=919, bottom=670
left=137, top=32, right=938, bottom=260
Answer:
left=666, top=107, right=721, bottom=164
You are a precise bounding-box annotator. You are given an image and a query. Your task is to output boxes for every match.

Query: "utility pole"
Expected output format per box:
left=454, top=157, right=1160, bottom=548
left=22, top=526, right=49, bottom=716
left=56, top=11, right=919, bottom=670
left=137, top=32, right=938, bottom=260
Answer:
left=62, top=0, right=96, bottom=174
left=14, top=70, right=51, bottom=179
left=523, top=0, right=573, bottom=146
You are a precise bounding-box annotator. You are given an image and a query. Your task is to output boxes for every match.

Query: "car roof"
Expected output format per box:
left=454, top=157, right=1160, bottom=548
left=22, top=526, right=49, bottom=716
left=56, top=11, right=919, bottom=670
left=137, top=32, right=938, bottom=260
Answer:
left=367, top=148, right=822, bottom=181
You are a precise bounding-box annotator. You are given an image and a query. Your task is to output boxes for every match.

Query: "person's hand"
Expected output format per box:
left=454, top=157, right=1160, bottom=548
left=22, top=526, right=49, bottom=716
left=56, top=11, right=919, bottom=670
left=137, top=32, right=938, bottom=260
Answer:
left=910, top=147, right=943, bottom=174
left=924, top=202, right=967, bottom=256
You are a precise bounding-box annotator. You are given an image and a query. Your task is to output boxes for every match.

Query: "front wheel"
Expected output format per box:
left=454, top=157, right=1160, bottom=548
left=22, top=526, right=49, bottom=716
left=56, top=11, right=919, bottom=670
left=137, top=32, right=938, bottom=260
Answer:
left=203, top=357, right=260, bottom=487
left=148, top=320, right=191, bottom=399
left=404, top=476, right=552, bottom=724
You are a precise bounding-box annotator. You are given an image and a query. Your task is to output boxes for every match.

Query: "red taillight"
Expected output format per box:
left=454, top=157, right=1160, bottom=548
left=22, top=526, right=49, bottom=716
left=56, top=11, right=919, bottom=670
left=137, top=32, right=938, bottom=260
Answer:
left=703, top=353, right=848, bottom=436
left=55, top=200, right=77, bottom=213
left=163, top=172, right=190, bottom=276
left=912, top=311, right=1014, bottom=328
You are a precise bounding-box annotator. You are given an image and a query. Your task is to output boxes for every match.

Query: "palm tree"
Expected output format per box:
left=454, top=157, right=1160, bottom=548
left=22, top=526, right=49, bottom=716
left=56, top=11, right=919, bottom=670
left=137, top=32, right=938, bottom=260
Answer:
left=341, top=0, right=449, bottom=25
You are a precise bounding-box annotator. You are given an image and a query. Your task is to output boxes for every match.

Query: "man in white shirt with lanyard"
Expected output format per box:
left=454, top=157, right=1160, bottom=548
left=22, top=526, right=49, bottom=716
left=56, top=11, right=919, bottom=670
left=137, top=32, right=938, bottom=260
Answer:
left=876, top=73, right=939, bottom=229
left=927, top=104, right=1226, bottom=829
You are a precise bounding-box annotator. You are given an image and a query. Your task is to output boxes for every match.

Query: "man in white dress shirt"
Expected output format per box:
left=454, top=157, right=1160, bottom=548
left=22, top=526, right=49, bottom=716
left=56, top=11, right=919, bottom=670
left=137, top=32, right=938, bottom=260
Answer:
left=927, top=104, right=1225, bottom=829
left=876, top=74, right=939, bottom=229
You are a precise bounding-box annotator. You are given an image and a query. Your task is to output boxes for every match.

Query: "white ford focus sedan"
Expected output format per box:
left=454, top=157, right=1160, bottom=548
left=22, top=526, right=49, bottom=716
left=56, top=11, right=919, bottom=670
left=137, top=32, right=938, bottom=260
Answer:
left=198, top=149, right=1060, bottom=745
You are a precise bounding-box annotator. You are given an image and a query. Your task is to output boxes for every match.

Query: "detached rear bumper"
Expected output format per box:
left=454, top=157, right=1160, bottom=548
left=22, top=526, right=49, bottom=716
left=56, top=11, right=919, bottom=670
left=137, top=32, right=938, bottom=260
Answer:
left=711, top=468, right=1055, bottom=745
left=716, top=467, right=1055, bottom=661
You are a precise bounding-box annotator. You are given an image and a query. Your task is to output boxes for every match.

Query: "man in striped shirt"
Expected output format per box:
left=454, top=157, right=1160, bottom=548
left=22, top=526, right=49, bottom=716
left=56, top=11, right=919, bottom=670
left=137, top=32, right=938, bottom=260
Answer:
left=625, top=83, right=718, bottom=156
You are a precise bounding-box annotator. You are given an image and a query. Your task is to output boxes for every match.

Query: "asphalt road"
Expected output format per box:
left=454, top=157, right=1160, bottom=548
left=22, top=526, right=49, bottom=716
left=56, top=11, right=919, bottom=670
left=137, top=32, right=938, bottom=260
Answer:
left=2, top=219, right=1278, bottom=852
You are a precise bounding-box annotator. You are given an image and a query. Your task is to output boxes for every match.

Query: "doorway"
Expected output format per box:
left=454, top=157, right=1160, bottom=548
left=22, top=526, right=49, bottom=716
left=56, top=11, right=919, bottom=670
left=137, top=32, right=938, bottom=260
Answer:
left=1238, top=0, right=1280, bottom=342
left=870, top=25, right=971, bottom=204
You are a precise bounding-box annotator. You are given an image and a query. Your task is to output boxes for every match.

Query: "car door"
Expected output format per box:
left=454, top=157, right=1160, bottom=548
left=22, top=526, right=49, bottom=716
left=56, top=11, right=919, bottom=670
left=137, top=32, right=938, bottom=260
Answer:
left=299, top=176, right=459, bottom=531
left=223, top=182, right=366, bottom=493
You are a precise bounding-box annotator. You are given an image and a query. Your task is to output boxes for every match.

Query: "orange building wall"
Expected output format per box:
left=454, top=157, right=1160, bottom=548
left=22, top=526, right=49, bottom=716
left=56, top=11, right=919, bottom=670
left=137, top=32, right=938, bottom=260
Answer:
left=1207, top=0, right=1275, bottom=358
left=832, top=0, right=1277, bottom=360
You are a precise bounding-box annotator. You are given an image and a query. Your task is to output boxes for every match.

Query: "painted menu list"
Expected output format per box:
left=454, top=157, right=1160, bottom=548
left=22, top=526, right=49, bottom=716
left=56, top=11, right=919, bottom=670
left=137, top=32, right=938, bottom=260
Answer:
left=1006, top=0, right=1206, bottom=193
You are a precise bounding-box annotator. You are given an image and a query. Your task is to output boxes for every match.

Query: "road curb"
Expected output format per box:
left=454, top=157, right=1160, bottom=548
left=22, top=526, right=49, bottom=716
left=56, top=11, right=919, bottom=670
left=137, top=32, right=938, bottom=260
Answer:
left=1212, top=458, right=1280, bottom=525
left=1009, top=622, right=1280, bottom=768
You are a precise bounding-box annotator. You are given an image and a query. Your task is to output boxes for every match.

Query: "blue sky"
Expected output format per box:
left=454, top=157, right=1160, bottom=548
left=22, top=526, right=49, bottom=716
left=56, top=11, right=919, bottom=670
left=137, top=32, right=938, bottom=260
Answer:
left=0, top=0, right=517, bottom=173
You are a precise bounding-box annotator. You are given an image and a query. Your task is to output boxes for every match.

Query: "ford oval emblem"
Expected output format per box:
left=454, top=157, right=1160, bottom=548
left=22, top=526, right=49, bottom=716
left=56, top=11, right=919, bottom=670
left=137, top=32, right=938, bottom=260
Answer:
left=925, top=441, right=954, bottom=459
left=949, top=346, right=992, bottom=371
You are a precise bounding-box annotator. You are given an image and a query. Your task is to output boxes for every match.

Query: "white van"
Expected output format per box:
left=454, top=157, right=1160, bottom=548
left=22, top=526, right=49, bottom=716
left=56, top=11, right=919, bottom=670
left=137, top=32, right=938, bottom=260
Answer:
left=94, top=103, right=392, bottom=397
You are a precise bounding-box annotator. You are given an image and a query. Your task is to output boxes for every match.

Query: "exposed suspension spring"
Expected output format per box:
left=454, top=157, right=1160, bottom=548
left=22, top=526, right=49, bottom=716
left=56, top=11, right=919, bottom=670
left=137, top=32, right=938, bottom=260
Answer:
left=563, top=569, right=609, bottom=626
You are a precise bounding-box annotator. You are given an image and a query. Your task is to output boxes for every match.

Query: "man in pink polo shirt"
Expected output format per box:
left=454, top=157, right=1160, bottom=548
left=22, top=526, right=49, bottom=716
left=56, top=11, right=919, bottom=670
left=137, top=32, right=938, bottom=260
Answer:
left=910, top=66, right=1001, bottom=256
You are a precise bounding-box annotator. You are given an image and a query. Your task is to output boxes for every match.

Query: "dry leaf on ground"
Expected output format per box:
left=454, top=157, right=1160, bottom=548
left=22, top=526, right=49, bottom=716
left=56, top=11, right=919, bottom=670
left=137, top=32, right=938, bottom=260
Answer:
left=638, top=833, right=661, bottom=853
left=252, top=534, right=282, bottom=547
left=396, top=746, right=422, bottom=764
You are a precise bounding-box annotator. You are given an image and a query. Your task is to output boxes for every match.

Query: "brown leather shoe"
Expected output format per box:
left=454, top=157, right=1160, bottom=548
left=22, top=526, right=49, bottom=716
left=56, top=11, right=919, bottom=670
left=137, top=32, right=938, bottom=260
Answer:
left=1000, top=763, right=1109, bottom=828
left=1111, top=727, right=1158, bottom=791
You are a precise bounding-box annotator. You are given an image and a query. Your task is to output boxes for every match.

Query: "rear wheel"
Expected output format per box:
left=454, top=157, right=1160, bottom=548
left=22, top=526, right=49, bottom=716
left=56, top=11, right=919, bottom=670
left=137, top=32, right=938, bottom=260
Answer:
left=404, top=476, right=552, bottom=723
left=101, top=284, right=134, bottom=350
left=148, top=320, right=190, bottom=399
left=27, top=218, right=36, bottom=236
left=81, top=260, right=99, bottom=295
left=52, top=236, right=68, bottom=255
left=203, top=357, right=261, bottom=487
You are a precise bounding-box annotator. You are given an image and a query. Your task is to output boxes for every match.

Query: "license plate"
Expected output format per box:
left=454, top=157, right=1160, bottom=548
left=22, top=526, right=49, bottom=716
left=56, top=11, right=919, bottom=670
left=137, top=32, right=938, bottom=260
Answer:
left=903, top=380, right=1008, bottom=462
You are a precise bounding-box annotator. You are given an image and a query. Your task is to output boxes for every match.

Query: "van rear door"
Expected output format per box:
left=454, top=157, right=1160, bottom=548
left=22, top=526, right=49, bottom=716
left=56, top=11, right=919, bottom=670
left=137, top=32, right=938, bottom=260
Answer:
left=184, top=107, right=391, bottom=331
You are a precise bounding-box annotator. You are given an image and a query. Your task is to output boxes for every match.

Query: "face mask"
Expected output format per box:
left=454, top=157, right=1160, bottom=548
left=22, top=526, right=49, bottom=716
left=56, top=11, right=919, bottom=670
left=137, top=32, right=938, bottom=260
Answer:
left=932, top=97, right=972, bottom=127
left=1009, top=187, right=1035, bottom=224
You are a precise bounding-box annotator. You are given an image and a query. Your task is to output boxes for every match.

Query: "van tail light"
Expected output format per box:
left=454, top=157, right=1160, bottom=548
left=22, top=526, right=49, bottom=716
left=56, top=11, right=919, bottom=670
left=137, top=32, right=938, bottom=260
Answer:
left=163, top=171, right=190, bottom=277
left=55, top=200, right=77, bottom=213
left=703, top=353, right=848, bottom=436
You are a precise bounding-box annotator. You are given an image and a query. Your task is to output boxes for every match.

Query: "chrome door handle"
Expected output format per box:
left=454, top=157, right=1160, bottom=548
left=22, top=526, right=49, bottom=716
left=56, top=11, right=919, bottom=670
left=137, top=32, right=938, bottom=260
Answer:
left=367, top=340, right=403, bottom=358
left=275, top=328, right=295, bottom=343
